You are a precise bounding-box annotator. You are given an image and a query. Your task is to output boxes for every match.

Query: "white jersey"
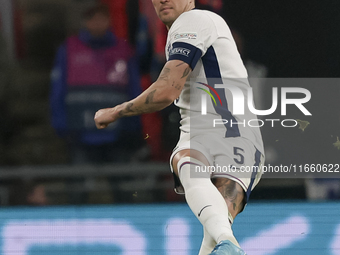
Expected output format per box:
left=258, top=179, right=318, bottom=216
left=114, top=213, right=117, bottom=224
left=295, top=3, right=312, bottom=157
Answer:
left=166, top=9, right=264, bottom=154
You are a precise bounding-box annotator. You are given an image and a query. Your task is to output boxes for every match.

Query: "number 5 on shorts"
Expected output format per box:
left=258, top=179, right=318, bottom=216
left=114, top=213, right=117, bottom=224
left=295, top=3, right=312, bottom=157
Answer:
left=233, top=147, right=245, bottom=164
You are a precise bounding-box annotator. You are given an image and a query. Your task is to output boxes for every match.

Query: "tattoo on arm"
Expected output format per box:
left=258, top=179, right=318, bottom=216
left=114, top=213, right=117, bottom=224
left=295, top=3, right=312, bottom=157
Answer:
left=171, top=82, right=182, bottom=91
left=118, top=102, right=134, bottom=117
left=175, top=84, right=182, bottom=90
left=181, top=67, right=191, bottom=79
left=145, top=89, right=156, bottom=104
left=159, top=68, right=170, bottom=81
left=176, top=62, right=185, bottom=67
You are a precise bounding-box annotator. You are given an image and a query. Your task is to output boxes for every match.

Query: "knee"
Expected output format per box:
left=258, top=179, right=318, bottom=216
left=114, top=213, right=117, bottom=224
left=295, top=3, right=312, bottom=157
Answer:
left=177, top=156, right=211, bottom=190
left=172, top=150, right=191, bottom=176
left=172, top=149, right=210, bottom=176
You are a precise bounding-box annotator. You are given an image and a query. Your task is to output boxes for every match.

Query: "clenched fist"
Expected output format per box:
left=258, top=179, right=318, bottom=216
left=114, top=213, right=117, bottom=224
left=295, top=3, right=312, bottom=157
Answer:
left=94, top=107, right=120, bottom=129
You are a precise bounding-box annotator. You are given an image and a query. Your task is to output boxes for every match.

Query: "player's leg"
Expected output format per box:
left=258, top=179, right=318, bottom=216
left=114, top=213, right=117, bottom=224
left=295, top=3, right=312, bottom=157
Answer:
left=197, top=178, right=246, bottom=255
left=205, top=178, right=247, bottom=254
left=211, top=177, right=246, bottom=221
left=198, top=227, right=216, bottom=255
left=172, top=149, right=240, bottom=247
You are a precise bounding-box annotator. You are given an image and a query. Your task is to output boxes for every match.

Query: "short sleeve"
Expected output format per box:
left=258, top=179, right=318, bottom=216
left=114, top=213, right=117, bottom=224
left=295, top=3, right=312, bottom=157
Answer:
left=167, top=10, right=218, bottom=70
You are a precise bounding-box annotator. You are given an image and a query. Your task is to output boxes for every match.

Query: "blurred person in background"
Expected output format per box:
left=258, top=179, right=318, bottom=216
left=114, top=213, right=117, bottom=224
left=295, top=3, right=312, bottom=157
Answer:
left=50, top=3, right=143, bottom=164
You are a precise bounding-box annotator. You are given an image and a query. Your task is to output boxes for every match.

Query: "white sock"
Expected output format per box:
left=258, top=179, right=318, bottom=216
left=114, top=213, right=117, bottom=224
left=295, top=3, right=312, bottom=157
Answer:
left=177, top=157, right=240, bottom=247
left=198, top=227, right=216, bottom=255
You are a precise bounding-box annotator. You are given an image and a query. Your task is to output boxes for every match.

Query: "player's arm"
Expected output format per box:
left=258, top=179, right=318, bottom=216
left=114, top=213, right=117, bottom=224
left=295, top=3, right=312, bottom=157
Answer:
left=94, top=60, right=191, bottom=129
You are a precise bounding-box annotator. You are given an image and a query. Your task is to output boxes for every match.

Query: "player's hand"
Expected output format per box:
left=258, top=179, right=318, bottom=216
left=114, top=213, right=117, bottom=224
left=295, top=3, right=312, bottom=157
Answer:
left=94, top=107, right=119, bottom=129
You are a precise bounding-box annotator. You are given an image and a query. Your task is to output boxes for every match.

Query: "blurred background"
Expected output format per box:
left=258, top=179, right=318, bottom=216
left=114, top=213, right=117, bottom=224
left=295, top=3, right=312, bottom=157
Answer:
left=0, top=0, right=339, bottom=254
